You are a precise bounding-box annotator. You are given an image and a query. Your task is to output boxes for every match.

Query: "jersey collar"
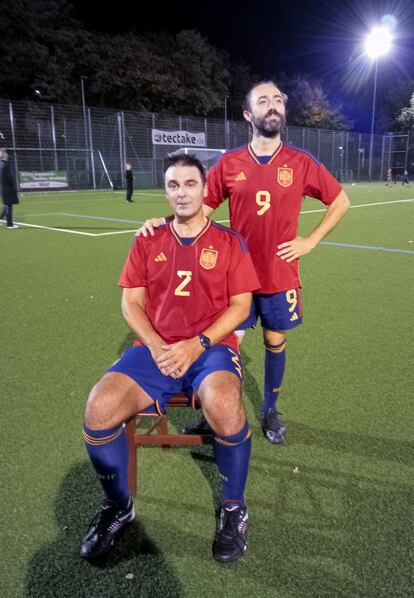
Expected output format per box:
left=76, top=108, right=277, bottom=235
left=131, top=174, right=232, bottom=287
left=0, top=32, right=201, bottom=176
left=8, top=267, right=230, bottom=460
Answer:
left=169, top=218, right=211, bottom=246
left=248, top=141, right=283, bottom=165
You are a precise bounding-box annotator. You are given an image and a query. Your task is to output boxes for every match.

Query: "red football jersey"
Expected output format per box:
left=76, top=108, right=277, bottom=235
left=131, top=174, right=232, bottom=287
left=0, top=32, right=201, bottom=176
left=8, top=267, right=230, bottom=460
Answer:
left=205, top=143, right=343, bottom=293
left=119, top=219, right=260, bottom=348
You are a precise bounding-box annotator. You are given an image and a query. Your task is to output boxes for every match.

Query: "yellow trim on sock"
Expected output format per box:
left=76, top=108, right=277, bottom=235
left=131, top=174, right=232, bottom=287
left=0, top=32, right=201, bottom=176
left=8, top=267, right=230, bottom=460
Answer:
left=83, top=426, right=123, bottom=446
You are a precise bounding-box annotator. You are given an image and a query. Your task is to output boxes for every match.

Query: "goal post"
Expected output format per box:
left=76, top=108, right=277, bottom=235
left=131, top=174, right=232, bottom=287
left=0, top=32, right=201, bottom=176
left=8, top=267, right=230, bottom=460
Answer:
left=335, top=169, right=353, bottom=183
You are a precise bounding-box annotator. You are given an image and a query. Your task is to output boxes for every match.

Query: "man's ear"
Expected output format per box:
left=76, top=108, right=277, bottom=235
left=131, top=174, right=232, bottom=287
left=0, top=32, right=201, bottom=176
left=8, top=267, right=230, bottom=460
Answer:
left=243, top=110, right=252, bottom=124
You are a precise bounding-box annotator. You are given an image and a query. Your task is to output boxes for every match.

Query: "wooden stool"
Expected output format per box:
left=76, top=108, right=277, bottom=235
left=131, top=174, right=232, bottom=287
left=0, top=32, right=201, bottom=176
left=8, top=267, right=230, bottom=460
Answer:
left=125, top=395, right=212, bottom=496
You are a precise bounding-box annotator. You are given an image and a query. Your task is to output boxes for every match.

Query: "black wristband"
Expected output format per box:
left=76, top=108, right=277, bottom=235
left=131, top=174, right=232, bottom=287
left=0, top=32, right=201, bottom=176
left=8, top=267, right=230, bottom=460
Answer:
left=198, top=334, right=211, bottom=350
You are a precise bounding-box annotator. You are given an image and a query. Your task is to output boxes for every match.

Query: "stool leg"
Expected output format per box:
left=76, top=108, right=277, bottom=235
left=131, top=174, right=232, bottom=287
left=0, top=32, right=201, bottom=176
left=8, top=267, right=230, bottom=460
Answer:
left=125, top=417, right=137, bottom=497
left=158, top=415, right=171, bottom=451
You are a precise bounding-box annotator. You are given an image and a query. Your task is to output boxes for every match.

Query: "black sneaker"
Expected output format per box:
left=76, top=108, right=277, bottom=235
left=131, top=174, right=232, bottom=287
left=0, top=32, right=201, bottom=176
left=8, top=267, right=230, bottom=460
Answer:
left=261, top=408, right=286, bottom=444
left=80, top=498, right=135, bottom=559
left=182, top=416, right=213, bottom=435
left=213, top=502, right=248, bottom=563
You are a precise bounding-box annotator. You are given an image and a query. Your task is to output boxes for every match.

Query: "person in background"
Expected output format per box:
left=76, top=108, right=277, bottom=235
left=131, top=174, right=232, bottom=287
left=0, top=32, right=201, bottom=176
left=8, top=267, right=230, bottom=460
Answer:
left=0, top=149, right=19, bottom=229
left=125, top=162, right=134, bottom=203
left=402, top=169, right=410, bottom=186
left=385, top=168, right=395, bottom=186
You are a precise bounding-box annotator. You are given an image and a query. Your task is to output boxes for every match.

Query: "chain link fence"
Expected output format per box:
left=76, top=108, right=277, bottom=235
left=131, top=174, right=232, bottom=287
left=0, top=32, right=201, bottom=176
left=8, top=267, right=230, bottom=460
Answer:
left=0, top=98, right=411, bottom=191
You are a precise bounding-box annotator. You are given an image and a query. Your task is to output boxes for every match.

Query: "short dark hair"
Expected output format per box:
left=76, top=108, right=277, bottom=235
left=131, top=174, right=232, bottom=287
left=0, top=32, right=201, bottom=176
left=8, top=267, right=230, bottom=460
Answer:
left=164, top=153, right=206, bottom=184
left=242, top=80, right=288, bottom=112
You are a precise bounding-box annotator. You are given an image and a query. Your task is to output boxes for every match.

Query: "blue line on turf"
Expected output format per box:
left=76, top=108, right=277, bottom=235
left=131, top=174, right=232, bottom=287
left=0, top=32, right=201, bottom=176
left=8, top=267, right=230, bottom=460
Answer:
left=60, top=213, right=144, bottom=224
left=320, top=242, right=414, bottom=254
left=57, top=215, right=414, bottom=253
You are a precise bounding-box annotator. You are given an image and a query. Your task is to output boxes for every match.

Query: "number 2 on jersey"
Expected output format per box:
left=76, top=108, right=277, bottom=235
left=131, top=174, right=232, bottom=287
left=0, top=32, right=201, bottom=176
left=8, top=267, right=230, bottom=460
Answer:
left=175, top=270, right=192, bottom=296
left=256, top=190, right=271, bottom=215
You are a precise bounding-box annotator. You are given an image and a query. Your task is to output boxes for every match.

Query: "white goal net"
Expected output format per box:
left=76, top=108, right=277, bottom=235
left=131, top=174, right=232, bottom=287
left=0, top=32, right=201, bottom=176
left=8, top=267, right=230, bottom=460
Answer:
left=169, top=147, right=226, bottom=172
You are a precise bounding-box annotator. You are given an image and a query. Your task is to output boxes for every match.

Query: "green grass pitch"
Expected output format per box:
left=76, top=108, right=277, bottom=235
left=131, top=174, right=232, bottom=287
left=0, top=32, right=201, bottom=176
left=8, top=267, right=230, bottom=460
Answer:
left=1, top=183, right=413, bottom=597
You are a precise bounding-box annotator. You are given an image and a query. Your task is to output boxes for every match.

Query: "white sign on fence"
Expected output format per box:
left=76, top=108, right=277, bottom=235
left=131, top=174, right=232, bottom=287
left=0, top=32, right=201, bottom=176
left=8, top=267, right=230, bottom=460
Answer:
left=20, top=171, right=68, bottom=189
left=151, top=129, right=206, bottom=147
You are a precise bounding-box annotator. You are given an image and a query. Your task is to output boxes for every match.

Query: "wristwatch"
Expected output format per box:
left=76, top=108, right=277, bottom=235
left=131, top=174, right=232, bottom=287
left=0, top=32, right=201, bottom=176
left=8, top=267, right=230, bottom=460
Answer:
left=198, top=333, right=211, bottom=350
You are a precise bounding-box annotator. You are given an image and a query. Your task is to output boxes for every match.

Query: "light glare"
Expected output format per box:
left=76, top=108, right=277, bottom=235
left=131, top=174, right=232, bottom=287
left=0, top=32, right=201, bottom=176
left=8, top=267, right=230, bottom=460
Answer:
left=365, top=26, right=392, bottom=58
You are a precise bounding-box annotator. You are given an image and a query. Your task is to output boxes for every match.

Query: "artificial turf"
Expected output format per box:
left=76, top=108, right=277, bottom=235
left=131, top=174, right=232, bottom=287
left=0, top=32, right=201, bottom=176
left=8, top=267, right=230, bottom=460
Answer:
left=0, top=183, right=413, bottom=597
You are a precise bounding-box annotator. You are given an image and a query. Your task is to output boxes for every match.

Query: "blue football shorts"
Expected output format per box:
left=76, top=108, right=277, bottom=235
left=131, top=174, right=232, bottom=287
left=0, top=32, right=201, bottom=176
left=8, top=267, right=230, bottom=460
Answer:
left=238, top=288, right=303, bottom=332
left=107, top=343, right=243, bottom=414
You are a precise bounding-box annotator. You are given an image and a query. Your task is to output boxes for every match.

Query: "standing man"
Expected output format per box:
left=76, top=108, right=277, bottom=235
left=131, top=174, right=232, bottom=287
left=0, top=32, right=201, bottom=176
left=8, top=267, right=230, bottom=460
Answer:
left=138, top=81, right=350, bottom=445
left=81, top=155, right=260, bottom=562
left=402, top=169, right=410, bottom=186
left=385, top=168, right=394, bottom=185
left=125, top=162, right=134, bottom=203
left=0, top=149, right=19, bottom=229
left=385, top=168, right=397, bottom=187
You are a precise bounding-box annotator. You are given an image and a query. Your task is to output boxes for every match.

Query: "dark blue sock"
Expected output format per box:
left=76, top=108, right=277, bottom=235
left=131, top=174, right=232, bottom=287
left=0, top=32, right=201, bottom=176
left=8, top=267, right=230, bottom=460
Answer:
left=83, top=424, right=130, bottom=509
left=213, top=421, right=252, bottom=504
left=262, top=340, right=286, bottom=412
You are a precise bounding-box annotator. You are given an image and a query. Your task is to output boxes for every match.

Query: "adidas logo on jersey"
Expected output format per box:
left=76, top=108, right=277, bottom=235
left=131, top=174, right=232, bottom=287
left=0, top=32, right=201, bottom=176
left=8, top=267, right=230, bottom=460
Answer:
left=290, top=312, right=299, bottom=322
left=235, top=171, right=247, bottom=181
left=154, top=252, right=167, bottom=262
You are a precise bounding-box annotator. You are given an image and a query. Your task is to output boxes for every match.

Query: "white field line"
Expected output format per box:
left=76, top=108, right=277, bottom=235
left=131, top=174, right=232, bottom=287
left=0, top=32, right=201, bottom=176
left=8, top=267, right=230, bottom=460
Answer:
left=301, top=197, right=414, bottom=215
left=21, top=191, right=164, bottom=207
left=23, top=189, right=162, bottom=197
left=8, top=221, right=96, bottom=236
left=10, top=197, right=413, bottom=237
left=215, top=198, right=414, bottom=223
left=93, top=229, right=141, bottom=237
left=20, top=199, right=108, bottom=207
left=5, top=220, right=141, bottom=236
left=16, top=212, right=61, bottom=217
left=20, top=194, right=414, bottom=211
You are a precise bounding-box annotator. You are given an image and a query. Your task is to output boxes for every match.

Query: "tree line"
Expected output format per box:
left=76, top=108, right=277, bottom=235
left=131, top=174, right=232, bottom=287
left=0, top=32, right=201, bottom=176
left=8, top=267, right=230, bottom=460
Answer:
left=1, top=0, right=413, bottom=131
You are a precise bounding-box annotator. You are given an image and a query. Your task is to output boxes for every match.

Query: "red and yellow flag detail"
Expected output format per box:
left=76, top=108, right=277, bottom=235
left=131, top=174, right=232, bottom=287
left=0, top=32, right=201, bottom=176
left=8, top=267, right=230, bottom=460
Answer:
left=199, top=247, right=218, bottom=270
left=277, top=166, right=293, bottom=187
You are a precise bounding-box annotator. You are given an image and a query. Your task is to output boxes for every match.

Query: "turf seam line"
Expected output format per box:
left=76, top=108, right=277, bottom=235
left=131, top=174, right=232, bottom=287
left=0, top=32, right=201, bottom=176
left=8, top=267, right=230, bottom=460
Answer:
left=320, top=242, right=414, bottom=254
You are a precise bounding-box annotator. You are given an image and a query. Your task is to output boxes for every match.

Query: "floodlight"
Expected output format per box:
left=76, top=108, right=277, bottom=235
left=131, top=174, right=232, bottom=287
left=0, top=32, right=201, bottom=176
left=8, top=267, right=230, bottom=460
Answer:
left=365, top=23, right=393, bottom=179
left=365, top=26, right=392, bottom=58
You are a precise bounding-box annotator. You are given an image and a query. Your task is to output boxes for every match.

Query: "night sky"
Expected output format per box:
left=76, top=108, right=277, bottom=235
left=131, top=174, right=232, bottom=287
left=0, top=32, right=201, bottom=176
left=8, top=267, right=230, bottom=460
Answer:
left=72, top=0, right=414, bottom=131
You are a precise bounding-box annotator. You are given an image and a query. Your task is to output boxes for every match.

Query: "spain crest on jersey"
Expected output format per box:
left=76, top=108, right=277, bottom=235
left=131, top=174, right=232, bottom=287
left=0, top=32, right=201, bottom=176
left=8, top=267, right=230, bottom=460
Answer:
left=200, top=248, right=218, bottom=270
left=277, top=167, right=293, bottom=187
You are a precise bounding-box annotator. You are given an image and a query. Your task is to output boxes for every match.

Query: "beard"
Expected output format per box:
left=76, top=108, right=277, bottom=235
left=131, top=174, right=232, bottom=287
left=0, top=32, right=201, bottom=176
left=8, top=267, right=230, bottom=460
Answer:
left=250, top=110, right=286, bottom=138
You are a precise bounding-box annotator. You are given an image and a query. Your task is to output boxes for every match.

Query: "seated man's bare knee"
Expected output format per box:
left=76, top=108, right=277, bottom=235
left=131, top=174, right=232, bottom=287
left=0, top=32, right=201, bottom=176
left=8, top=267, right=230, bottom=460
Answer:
left=84, top=372, right=144, bottom=430
left=84, top=383, right=120, bottom=430
left=199, top=372, right=245, bottom=436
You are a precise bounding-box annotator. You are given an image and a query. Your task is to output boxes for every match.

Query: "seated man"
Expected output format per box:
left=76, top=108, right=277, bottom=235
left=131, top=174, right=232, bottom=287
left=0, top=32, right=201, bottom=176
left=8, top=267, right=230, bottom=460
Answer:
left=81, top=154, right=260, bottom=563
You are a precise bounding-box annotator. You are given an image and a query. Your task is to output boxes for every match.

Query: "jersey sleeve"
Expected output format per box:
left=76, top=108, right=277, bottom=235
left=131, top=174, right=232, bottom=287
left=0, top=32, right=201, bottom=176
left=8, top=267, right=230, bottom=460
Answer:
left=303, top=161, right=343, bottom=205
left=204, top=159, right=227, bottom=209
left=118, top=238, right=148, bottom=288
left=227, top=233, right=261, bottom=296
